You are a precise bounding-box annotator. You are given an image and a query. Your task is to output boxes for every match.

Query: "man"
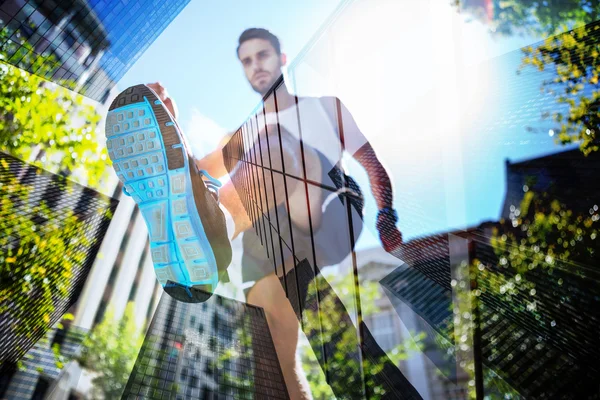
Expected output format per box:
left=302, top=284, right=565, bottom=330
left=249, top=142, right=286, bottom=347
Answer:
left=106, top=28, right=402, bottom=399
left=199, top=29, right=402, bottom=398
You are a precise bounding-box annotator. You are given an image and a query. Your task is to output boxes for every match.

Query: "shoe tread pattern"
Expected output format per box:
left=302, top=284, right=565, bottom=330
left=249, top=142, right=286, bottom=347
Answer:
left=106, top=85, right=228, bottom=298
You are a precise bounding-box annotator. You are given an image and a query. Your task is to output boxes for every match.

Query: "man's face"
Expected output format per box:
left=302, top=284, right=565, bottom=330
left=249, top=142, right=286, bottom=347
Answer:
left=238, top=38, right=286, bottom=95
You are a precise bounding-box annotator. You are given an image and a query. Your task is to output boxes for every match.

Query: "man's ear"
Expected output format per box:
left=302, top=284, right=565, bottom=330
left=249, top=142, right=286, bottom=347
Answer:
left=281, top=53, right=287, bottom=66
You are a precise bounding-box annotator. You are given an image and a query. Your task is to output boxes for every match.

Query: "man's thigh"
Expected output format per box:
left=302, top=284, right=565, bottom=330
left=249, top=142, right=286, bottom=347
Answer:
left=246, top=273, right=286, bottom=308
left=246, top=274, right=300, bottom=362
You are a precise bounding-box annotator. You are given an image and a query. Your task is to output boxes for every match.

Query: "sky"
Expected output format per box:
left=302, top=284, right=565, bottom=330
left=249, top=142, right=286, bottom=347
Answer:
left=112, top=0, right=574, bottom=252
left=118, top=0, right=342, bottom=146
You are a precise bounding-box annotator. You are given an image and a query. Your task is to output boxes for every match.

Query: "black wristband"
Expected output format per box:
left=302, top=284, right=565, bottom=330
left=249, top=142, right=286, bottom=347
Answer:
left=377, top=207, right=398, bottom=223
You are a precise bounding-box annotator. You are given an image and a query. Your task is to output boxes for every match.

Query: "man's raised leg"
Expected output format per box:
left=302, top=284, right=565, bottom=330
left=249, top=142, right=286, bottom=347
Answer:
left=247, top=274, right=312, bottom=400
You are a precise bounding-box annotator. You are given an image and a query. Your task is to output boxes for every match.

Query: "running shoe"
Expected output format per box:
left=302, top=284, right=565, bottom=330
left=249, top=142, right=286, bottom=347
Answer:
left=105, top=84, right=232, bottom=302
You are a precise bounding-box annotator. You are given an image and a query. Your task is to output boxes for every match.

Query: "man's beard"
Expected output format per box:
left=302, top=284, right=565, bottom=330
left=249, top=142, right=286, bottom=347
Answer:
left=251, top=80, right=273, bottom=96
left=251, top=72, right=282, bottom=96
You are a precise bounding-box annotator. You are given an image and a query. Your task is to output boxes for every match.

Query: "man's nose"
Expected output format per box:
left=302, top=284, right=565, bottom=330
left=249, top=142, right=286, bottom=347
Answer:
left=251, top=59, right=263, bottom=74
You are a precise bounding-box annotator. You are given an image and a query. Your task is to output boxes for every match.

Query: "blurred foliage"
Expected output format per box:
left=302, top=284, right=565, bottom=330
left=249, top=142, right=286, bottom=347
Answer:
left=11, top=312, right=74, bottom=373
left=521, top=24, right=600, bottom=154
left=455, top=0, right=600, bottom=37
left=0, top=158, right=96, bottom=367
left=449, top=186, right=599, bottom=399
left=299, top=271, right=425, bottom=399
left=488, top=189, right=599, bottom=297
left=0, top=60, right=109, bottom=188
left=78, top=303, right=144, bottom=400
left=0, top=30, right=110, bottom=373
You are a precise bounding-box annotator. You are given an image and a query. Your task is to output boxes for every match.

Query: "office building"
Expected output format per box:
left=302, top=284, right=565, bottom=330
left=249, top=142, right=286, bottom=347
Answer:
left=0, top=0, right=189, bottom=101
left=122, top=285, right=289, bottom=400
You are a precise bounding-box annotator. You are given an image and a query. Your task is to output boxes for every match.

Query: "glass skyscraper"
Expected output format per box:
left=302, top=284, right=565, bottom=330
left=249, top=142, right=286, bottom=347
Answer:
left=220, top=11, right=600, bottom=396
left=222, top=77, right=423, bottom=399
left=0, top=0, right=189, bottom=101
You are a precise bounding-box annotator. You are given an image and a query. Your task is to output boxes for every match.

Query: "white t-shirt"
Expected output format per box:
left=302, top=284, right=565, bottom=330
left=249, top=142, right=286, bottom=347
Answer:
left=249, top=96, right=367, bottom=167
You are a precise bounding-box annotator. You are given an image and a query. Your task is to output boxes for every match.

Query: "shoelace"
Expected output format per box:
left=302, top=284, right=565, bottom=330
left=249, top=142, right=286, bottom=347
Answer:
left=198, top=169, right=222, bottom=203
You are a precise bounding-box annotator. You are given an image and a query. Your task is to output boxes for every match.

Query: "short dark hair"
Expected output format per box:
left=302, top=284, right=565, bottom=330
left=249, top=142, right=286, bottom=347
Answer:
left=237, top=28, right=281, bottom=57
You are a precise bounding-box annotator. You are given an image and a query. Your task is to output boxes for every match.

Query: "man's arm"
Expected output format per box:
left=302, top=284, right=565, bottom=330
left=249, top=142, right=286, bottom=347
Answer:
left=330, top=98, right=403, bottom=250
left=326, top=98, right=394, bottom=209
left=193, top=133, right=233, bottom=178
left=353, top=142, right=394, bottom=210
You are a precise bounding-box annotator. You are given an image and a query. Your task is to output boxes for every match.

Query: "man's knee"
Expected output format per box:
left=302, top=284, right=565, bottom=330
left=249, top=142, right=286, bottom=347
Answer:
left=256, top=129, right=302, bottom=180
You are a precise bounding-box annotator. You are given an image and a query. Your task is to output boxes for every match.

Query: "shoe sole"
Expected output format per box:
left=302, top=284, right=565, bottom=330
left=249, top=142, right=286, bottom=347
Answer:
left=105, top=85, right=219, bottom=294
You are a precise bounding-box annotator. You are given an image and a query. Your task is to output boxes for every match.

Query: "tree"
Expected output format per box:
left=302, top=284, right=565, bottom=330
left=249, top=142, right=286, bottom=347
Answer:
left=451, top=186, right=600, bottom=399
left=0, top=56, right=109, bottom=188
left=78, top=303, right=145, bottom=399
left=298, top=270, right=425, bottom=399
left=0, top=41, right=110, bottom=371
left=521, top=23, right=600, bottom=154
left=455, top=0, right=600, bottom=37
left=0, top=166, right=94, bottom=354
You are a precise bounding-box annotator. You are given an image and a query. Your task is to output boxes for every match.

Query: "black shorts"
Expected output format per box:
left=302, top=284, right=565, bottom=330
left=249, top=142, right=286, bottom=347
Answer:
left=240, top=151, right=364, bottom=293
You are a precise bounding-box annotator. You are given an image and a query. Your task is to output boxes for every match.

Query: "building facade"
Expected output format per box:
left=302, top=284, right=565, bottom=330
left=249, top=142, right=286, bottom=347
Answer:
left=0, top=151, right=118, bottom=395
left=380, top=147, right=600, bottom=399
left=1, top=0, right=190, bottom=396
left=0, top=0, right=190, bottom=101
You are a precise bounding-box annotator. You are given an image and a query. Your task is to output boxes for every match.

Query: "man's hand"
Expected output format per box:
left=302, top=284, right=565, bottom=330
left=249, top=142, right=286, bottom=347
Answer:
left=376, top=208, right=403, bottom=253
left=147, top=82, right=179, bottom=120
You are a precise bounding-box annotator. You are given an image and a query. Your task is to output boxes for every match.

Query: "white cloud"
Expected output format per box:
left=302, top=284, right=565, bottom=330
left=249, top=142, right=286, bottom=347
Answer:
left=182, top=108, right=228, bottom=159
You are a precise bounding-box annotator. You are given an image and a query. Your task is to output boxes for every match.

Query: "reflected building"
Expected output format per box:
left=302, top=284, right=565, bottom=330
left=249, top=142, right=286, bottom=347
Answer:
left=222, top=81, right=423, bottom=398
left=122, top=285, right=289, bottom=400
left=221, top=16, right=600, bottom=397
left=0, top=152, right=118, bottom=374
left=0, top=0, right=189, bottom=101
left=381, top=147, right=600, bottom=399
left=0, top=327, right=87, bottom=400
left=340, top=248, right=470, bottom=400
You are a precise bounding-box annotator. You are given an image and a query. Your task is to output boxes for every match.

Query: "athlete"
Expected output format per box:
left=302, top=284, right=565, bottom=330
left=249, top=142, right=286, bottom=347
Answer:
left=105, top=28, right=402, bottom=399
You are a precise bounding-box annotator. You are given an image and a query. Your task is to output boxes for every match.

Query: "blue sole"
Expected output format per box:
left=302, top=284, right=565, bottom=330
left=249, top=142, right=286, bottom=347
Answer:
left=105, top=95, right=219, bottom=291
